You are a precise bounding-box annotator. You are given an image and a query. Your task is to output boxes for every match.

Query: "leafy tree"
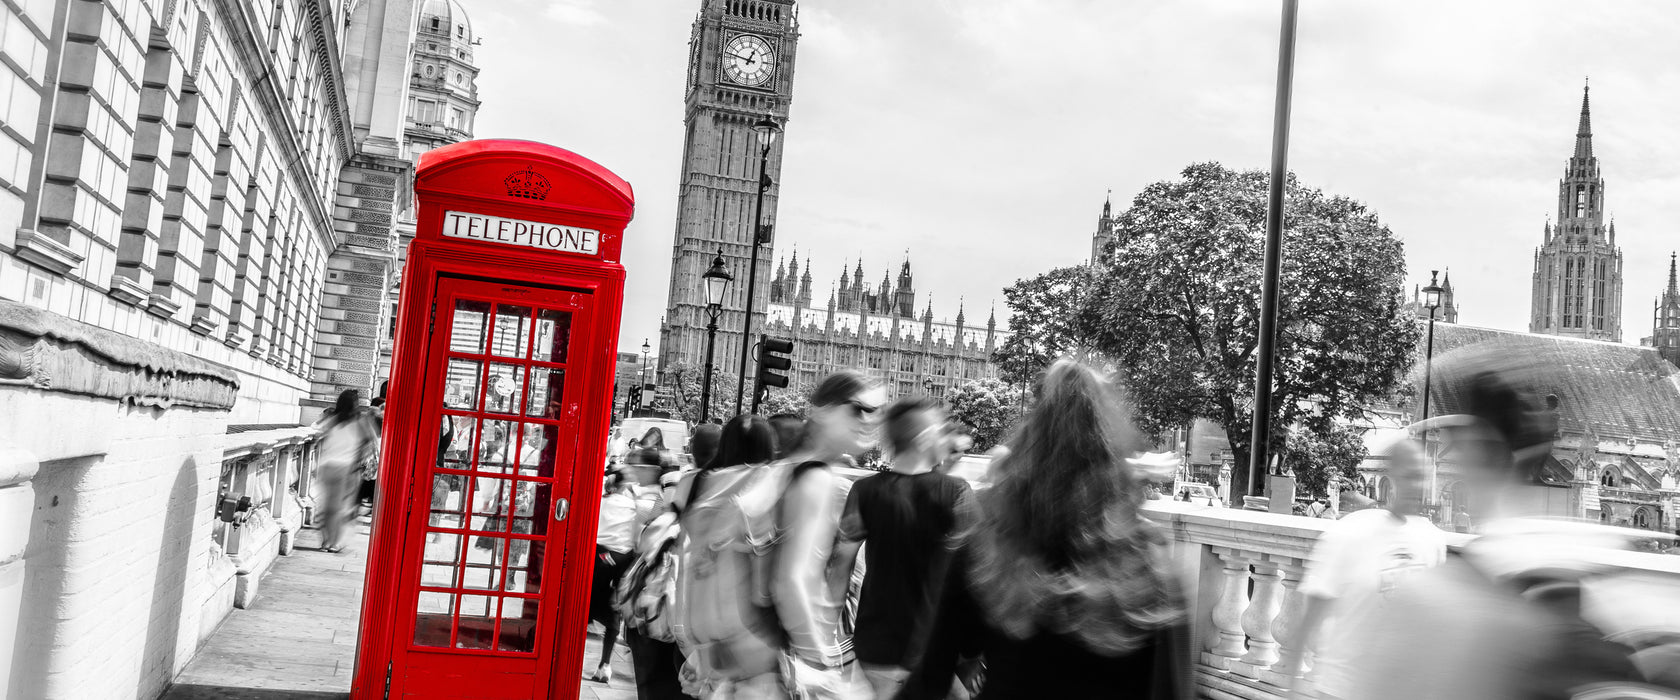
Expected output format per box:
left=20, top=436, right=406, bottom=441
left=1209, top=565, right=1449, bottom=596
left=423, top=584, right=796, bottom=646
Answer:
left=944, top=377, right=1024, bottom=452
left=758, top=385, right=812, bottom=418
left=1282, top=424, right=1367, bottom=498
left=1006, top=163, right=1417, bottom=499
left=664, top=362, right=738, bottom=425
left=993, top=265, right=1103, bottom=386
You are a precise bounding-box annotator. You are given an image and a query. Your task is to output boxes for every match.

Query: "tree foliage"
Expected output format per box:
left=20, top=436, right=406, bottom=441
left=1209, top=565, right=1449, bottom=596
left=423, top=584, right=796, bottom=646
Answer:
left=664, top=362, right=738, bottom=425
left=1002, top=163, right=1417, bottom=498
left=1283, top=425, right=1368, bottom=498
left=944, top=377, right=1024, bottom=452
left=758, top=385, right=812, bottom=418
left=993, top=266, right=1103, bottom=386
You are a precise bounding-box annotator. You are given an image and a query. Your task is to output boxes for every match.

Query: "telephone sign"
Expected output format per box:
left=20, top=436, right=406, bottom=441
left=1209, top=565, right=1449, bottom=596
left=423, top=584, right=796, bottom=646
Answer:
left=352, top=140, right=633, bottom=700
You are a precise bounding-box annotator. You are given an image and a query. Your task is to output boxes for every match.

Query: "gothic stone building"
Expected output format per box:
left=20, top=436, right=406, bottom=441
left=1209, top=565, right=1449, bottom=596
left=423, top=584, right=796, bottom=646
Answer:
left=1531, top=84, right=1624, bottom=342
left=762, top=253, right=1005, bottom=400
left=0, top=1, right=432, bottom=696
left=658, top=0, right=799, bottom=382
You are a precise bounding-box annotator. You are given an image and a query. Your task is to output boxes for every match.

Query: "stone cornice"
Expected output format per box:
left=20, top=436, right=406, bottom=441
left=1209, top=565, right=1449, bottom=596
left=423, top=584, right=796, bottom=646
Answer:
left=301, top=0, right=356, bottom=158
left=0, top=299, right=239, bottom=409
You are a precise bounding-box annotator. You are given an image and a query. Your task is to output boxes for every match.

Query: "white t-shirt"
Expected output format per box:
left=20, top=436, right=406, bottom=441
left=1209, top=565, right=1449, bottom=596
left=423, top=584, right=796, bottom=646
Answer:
left=597, top=492, right=640, bottom=554
left=1298, top=508, right=1447, bottom=698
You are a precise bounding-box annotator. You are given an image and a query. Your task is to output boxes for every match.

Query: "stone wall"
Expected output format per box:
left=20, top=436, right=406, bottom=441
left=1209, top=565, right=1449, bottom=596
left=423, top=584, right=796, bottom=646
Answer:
left=2, top=390, right=231, bottom=700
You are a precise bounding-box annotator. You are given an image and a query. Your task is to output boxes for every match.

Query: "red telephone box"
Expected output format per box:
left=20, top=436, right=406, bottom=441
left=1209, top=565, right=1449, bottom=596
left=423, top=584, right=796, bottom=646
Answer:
left=353, top=140, right=632, bottom=699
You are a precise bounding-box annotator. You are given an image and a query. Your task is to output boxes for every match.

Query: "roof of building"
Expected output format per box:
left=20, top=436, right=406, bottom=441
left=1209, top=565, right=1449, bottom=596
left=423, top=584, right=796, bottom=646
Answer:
left=419, top=0, right=473, bottom=43
left=1422, top=323, right=1680, bottom=441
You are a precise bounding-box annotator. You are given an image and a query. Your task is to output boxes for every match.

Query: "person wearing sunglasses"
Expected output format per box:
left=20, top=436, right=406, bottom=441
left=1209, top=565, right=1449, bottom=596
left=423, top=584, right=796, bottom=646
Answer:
left=765, top=371, right=887, bottom=698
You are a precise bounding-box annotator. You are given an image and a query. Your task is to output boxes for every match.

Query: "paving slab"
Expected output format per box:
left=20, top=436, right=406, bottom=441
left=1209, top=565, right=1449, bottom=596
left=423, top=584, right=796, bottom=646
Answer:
left=161, top=519, right=636, bottom=700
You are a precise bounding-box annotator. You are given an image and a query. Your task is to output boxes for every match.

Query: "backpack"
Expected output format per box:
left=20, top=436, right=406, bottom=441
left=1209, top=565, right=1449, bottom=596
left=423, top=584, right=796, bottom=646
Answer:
left=616, top=511, right=682, bottom=642
left=671, top=461, right=822, bottom=681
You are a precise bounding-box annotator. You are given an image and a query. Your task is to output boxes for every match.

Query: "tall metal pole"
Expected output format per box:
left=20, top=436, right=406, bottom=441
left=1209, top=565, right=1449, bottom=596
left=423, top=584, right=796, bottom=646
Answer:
left=1422, top=308, right=1437, bottom=422
left=736, top=144, right=772, bottom=416
left=1245, top=0, right=1300, bottom=500
left=701, top=316, right=719, bottom=424
left=638, top=341, right=649, bottom=417
left=1423, top=304, right=1438, bottom=514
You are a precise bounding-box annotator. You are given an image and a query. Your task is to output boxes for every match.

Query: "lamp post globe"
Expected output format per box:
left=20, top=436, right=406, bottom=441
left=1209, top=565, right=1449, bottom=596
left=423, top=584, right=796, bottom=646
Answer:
left=751, top=117, right=782, bottom=149
left=700, top=251, right=733, bottom=425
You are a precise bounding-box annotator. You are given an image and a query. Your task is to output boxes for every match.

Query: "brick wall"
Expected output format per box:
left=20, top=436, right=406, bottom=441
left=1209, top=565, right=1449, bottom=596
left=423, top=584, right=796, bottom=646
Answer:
left=3, top=389, right=231, bottom=700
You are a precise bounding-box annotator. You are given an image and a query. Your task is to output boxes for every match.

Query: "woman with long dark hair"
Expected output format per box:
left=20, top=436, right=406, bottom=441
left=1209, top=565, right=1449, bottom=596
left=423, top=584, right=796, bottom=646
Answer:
left=963, top=358, right=1190, bottom=699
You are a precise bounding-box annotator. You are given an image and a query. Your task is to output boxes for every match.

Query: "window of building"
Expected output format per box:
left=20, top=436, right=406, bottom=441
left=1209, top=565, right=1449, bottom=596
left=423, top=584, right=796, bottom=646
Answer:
left=1576, top=185, right=1587, bottom=217
left=454, top=73, right=464, bottom=85
left=457, top=24, right=464, bottom=38
left=416, top=99, right=437, bottom=123
left=424, top=64, right=434, bottom=77
left=867, top=350, right=883, bottom=370
left=431, top=17, right=440, bottom=29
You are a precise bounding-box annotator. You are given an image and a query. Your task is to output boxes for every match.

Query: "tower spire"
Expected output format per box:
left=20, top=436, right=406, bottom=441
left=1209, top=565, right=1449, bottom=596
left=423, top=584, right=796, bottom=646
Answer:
left=1669, top=253, right=1678, bottom=297
left=1575, top=79, right=1593, bottom=160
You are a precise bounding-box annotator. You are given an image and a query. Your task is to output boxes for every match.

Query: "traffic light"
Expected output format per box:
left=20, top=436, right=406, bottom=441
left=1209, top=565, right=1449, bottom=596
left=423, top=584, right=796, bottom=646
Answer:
left=752, top=336, right=794, bottom=413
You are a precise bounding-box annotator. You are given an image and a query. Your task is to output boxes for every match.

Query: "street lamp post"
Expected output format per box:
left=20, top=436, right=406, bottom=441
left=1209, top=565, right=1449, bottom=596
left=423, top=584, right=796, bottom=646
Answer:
left=1421, top=270, right=1443, bottom=422
left=1421, top=270, right=1443, bottom=515
left=700, top=251, right=733, bottom=425
left=637, top=338, right=650, bottom=417
left=735, top=117, right=782, bottom=415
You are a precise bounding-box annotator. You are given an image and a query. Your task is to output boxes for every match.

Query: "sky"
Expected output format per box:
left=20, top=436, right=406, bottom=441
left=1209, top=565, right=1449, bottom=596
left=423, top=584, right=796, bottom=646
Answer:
left=466, top=0, right=1680, bottom=353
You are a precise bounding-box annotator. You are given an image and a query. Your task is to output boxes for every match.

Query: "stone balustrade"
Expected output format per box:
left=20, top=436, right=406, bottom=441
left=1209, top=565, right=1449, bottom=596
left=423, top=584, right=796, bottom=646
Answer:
left=1140, top=500, right=1680, bottom=700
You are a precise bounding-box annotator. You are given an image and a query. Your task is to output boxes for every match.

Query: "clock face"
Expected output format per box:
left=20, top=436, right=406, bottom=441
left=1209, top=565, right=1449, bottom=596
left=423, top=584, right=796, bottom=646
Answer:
left=723, top=33, right=776, bottom=88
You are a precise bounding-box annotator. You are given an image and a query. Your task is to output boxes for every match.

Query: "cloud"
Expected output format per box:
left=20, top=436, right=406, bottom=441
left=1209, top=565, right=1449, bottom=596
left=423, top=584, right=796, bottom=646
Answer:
left=468, top=0, right=1680, bottom=349
left=543, top=0, right=606, bottom=26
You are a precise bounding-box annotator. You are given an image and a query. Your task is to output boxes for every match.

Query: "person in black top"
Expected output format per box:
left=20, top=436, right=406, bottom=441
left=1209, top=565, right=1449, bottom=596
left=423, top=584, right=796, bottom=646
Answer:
left=962, top=359, right=1191, bottom=700
left=830, top=397, right=979, bottom=699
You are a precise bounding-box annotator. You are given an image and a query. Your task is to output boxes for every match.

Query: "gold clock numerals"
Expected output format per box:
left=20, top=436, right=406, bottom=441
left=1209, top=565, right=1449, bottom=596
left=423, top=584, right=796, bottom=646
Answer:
left=723, top=33, right=775, bottom=88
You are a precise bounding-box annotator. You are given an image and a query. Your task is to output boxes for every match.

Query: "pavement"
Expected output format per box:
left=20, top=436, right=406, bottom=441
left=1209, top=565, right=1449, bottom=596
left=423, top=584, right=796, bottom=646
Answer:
left=161, top=518, right=635, bottom=700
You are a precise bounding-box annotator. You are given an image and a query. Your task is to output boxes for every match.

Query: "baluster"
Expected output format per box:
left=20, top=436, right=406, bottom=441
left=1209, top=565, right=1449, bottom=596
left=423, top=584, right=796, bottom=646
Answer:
left=1231, top=560, right=1284, bottom=677
left=1201, top=546, right=1251, bottom=671
left=1261, top=559, right=1309, bottom=688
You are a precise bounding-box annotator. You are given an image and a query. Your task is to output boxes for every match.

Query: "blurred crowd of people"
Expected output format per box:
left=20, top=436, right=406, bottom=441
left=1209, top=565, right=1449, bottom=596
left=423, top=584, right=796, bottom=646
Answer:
left=582, top=350, right=1680, bottom=700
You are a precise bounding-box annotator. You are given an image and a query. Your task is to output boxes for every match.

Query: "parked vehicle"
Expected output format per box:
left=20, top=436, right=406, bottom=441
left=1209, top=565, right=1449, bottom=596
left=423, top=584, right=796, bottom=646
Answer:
left=605, top=417, right=690, bottom=466
left=944, top=453, right=994, bottom=491
left=1173, top=481, right=1222, bottom=507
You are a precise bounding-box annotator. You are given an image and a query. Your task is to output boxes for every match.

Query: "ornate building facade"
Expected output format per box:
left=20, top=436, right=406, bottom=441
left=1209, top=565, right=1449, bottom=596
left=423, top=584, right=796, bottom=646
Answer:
left=762, top=253, right=1005, bottom=399
left=659, top=0, right=799, bottom=381
left=374, top=0, right=481, bottom=385
left=1646, top=254, right=1680, bottom=370
left=0, top=1, right=428, bottom=696
left=1530, top=84, right=1624, bottom=342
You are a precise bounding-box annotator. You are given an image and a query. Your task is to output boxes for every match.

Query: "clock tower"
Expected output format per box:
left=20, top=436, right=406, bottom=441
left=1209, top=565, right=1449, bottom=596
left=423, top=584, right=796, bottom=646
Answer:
left=660, top=0, right=800, bottom=394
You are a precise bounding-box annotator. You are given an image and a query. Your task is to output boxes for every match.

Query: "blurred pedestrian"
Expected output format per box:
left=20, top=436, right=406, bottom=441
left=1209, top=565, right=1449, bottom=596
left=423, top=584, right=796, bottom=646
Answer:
left=769, top=413, right=807, bottom=460
left=313, top=389, right=377, bottom=553
left=1292, top=439, right=1445, bottom=700
left=670, top=413, right=787, bottom=698
left=830, top=397, right=979, bottom=699
left=689, top=422, right=723, bottom=471
left=935, top=422, right=975, bottom=476
left=587, top=468, right=651, bottom=686
left=618, top=422, right=723, bottom=700
left=961, top=359, right=1190, bottom=699
left=1344, top=350, right=1661, bottom=698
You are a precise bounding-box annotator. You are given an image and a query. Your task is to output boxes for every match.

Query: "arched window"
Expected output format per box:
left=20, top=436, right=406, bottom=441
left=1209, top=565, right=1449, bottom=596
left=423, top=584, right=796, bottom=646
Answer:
left=1576, top=185, right=1587, bottom=217
left=1601, top=469, right=1618, bottom=487
left=1632, top=508, right=1652, bottom=530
